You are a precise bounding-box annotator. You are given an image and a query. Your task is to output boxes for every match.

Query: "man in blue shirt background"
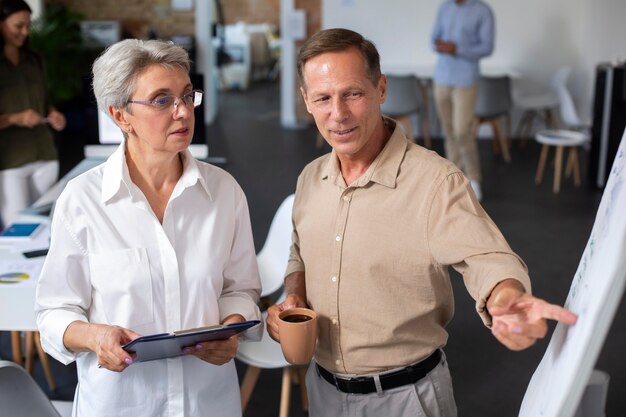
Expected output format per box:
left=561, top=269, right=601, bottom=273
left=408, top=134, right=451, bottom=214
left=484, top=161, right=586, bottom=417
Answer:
left=432, top=0, right=494, bottom=201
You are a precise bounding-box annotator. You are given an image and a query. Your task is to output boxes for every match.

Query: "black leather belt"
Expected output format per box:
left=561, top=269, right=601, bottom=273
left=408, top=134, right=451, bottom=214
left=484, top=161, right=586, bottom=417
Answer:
left=316, top=350, right=441, bottom=394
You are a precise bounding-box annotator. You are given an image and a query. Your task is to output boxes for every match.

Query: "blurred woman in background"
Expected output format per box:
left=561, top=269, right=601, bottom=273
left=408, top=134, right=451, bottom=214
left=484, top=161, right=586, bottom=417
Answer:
left=0, top=0, right=65, bottom=228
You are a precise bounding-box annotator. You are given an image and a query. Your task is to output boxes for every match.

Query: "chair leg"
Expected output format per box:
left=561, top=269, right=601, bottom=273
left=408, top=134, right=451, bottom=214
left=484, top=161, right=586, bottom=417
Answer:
left=34, top=332, right=56, bottom=391
left=516, top=111, right=534, bottom=149
left=25, top=331, right=35, bottom=375
left=240, top=366, right=261, bottom=412
left=535, top=144, right=550, bottom=185
left=553, top=145, right=565, bottom=193
left=487, top=119, right=500, bottom=155
left=11, top=331, right=23, bottom=366
left=491, top=119, right=511, bottom=163
left=564, top=147, right=582, bottom=188
left=279, top=368, right=292, bottom=417
left=298, top=367, right=309, bottom=412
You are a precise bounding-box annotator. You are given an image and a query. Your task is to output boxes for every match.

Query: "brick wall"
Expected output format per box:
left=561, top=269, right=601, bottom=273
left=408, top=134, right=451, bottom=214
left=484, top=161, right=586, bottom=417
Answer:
left=46, top=0, right=320, bottom=39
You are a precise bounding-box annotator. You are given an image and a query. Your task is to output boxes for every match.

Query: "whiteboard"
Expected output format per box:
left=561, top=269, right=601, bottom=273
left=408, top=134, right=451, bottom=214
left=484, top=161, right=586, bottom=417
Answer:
left=519, top=130, right=626, bottom=417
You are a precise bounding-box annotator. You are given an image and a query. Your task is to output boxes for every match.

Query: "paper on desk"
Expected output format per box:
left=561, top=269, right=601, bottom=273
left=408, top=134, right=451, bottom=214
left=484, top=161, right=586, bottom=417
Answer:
left=0, top=258, right=43, bottom=286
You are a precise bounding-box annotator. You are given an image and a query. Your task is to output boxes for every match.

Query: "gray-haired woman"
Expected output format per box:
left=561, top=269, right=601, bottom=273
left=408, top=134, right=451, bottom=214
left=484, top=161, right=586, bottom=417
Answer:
left=35, top=39, right=262, bottom=417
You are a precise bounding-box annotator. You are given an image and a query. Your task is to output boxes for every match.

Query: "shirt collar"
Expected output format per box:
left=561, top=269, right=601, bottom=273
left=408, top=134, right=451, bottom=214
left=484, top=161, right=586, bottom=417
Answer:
left=321, top=117, right=408, bottom=189
left=101, top=141, right=211, bottom=203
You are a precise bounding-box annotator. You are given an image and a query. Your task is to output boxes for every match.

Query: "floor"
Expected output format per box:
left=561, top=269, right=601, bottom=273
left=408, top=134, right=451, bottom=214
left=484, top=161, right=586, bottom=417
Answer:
left=1, top=80, right=624, bottom=417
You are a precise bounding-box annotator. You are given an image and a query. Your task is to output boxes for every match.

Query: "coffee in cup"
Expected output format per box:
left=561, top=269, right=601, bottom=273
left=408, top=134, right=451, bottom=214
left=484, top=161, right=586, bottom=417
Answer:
left=277, top=308, right=318, bottom=365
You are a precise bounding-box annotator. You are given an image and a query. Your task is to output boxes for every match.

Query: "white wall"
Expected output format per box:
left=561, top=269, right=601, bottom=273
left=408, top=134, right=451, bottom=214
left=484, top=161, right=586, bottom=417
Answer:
left=322, top=0, right=626, bottom=122
left=24, top=0, right=43, bottom=20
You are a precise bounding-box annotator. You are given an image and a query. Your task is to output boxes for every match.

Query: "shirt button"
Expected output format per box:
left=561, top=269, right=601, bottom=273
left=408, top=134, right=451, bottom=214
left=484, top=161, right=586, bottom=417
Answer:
left=343, top=195, right=349, bottom=201
left=332, top=318, right=338, bottom=325
left=335, top=359, right=341, bottom=365
left=331, top=276, right=337, bottom=282
left=335, top=235, right=341, bottom=241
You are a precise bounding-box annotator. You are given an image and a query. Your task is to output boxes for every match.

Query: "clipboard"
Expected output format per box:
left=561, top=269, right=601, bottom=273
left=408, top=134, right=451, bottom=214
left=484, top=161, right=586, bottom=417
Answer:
left=122, top=320, right=261, bottom=363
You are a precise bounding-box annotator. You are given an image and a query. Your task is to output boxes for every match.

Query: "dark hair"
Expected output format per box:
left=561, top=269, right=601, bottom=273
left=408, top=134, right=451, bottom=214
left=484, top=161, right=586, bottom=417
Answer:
left=0, top=0, right=32, bottom=51
left=297, top=28, right=381, bottom=90
left=0, top=0, right=31, bottom=21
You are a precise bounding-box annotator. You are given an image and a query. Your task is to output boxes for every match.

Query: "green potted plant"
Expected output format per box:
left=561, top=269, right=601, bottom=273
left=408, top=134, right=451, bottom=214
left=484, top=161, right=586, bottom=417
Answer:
left=29, top=4, right=87, bottom=105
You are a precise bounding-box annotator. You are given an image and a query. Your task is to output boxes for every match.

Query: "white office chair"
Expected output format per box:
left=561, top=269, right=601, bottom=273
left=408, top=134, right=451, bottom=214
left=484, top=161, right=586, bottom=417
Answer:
left=514, top=69, right=562, bottom=145
left=237, top=194, right=308, bottom=417
left=256, top=194, right=295, bottom=301
left=0, top=360, right=73, bottom=417
left=534, top=67, right=590, bottom=193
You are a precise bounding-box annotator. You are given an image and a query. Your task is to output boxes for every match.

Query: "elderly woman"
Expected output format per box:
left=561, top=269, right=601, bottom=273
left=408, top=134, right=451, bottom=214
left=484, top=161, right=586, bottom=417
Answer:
left=35, top=39, right=262, bottom=416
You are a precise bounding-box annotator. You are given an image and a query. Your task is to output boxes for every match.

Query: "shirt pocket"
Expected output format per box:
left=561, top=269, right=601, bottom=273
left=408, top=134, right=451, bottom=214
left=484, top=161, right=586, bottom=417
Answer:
left=89, top=248, right=154, bottom=328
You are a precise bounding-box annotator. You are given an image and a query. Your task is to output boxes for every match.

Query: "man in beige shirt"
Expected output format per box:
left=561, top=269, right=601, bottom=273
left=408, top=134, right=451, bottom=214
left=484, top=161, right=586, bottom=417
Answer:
left=266, top=28, right=577, bottom=417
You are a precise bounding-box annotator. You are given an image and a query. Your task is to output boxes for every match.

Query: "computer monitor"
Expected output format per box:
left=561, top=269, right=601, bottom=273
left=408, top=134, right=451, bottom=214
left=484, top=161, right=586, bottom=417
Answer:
left=84, top=73, right=209, bottom=159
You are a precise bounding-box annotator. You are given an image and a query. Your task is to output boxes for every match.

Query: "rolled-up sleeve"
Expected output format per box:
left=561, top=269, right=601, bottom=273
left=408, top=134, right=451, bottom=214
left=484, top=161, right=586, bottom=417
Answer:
left=35, top=207, right=91, bottom=365
left=428, top=172, right=531, bottom=326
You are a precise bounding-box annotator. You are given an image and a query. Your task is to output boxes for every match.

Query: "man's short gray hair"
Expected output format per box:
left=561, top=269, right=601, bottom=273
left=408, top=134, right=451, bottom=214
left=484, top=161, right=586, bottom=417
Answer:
left=92, top=39, right=191, bottom=114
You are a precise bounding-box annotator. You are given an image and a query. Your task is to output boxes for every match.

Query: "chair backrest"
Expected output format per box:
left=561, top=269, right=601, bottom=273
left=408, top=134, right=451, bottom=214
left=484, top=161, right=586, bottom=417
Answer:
left=0, top=361, right=62, bottom=417
left=257, top=194, right=295, bottom=297
left=550, top=66, right=582, bottom=128
left=381, top=74, right=422, bottom=117
left=475, top=75, right=512, bottom=118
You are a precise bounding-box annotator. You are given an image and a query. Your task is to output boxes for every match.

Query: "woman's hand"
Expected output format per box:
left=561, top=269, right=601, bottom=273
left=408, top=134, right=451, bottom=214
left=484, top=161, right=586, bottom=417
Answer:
left=185, top=314, right=244, bottom=365
left=88, top=323, right=141, bottom=372
left=46, top=109, right=66, bottom=131
left=11, top=109, right=44, bottom=128
left=186, top=337, right=239, bottom=366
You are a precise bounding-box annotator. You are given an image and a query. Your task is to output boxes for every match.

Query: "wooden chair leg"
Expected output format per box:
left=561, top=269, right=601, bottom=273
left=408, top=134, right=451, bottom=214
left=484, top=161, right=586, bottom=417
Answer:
left=11, top=331, right=23, bottom=366
left=535, top=144, right=550, bottom=184
left=34, top=332, right=56, bottom=391
left=240, top=366, right=261, bottom=412
left=298, top=367, right=309, bottom=412
left=488, top=120, right=501, bottom=155
left=279, top=368, right=292, bottom=417
left=492, top=119, right=511, bottom=162
left=25, top=331, right=35, bottom=375
left=553, top=145, right=564, bottom=193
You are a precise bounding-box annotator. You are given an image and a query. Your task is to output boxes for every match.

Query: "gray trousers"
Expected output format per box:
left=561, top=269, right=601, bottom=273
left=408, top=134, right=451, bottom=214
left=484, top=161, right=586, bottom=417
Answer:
left=306, top=351, right=458, bottom=417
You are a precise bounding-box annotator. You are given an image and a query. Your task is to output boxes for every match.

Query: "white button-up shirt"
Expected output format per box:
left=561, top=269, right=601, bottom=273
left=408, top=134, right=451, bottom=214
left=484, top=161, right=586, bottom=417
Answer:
left=35, top=143, right=262, bottom=417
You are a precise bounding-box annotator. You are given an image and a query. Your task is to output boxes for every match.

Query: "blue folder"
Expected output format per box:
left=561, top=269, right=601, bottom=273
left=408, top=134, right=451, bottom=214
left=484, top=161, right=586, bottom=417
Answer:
left=123, top=320, right=261, bottom=363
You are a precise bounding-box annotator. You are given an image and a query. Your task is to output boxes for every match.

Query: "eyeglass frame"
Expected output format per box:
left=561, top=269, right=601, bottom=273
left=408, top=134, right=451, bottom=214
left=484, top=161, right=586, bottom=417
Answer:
left=126, top=89, right=204, bottom=112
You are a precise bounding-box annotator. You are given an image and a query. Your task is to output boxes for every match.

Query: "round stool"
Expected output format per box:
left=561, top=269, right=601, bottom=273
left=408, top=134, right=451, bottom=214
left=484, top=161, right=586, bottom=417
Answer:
left=534, top=129, right=588, bottom=193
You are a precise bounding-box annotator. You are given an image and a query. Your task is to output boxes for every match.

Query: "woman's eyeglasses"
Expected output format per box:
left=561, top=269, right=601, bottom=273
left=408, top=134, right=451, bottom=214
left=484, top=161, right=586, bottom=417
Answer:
left=127, top=90, right=203, bottom=112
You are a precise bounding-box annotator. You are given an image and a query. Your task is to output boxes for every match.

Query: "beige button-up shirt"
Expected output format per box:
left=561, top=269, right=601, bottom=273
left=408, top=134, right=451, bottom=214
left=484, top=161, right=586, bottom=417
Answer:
left=286, top=119, right=531, bottom=375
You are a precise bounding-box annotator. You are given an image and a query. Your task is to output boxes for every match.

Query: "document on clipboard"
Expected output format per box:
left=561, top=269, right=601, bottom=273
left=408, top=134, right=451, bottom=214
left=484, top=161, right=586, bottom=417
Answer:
left=123, top=320, right=261, bottom=363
